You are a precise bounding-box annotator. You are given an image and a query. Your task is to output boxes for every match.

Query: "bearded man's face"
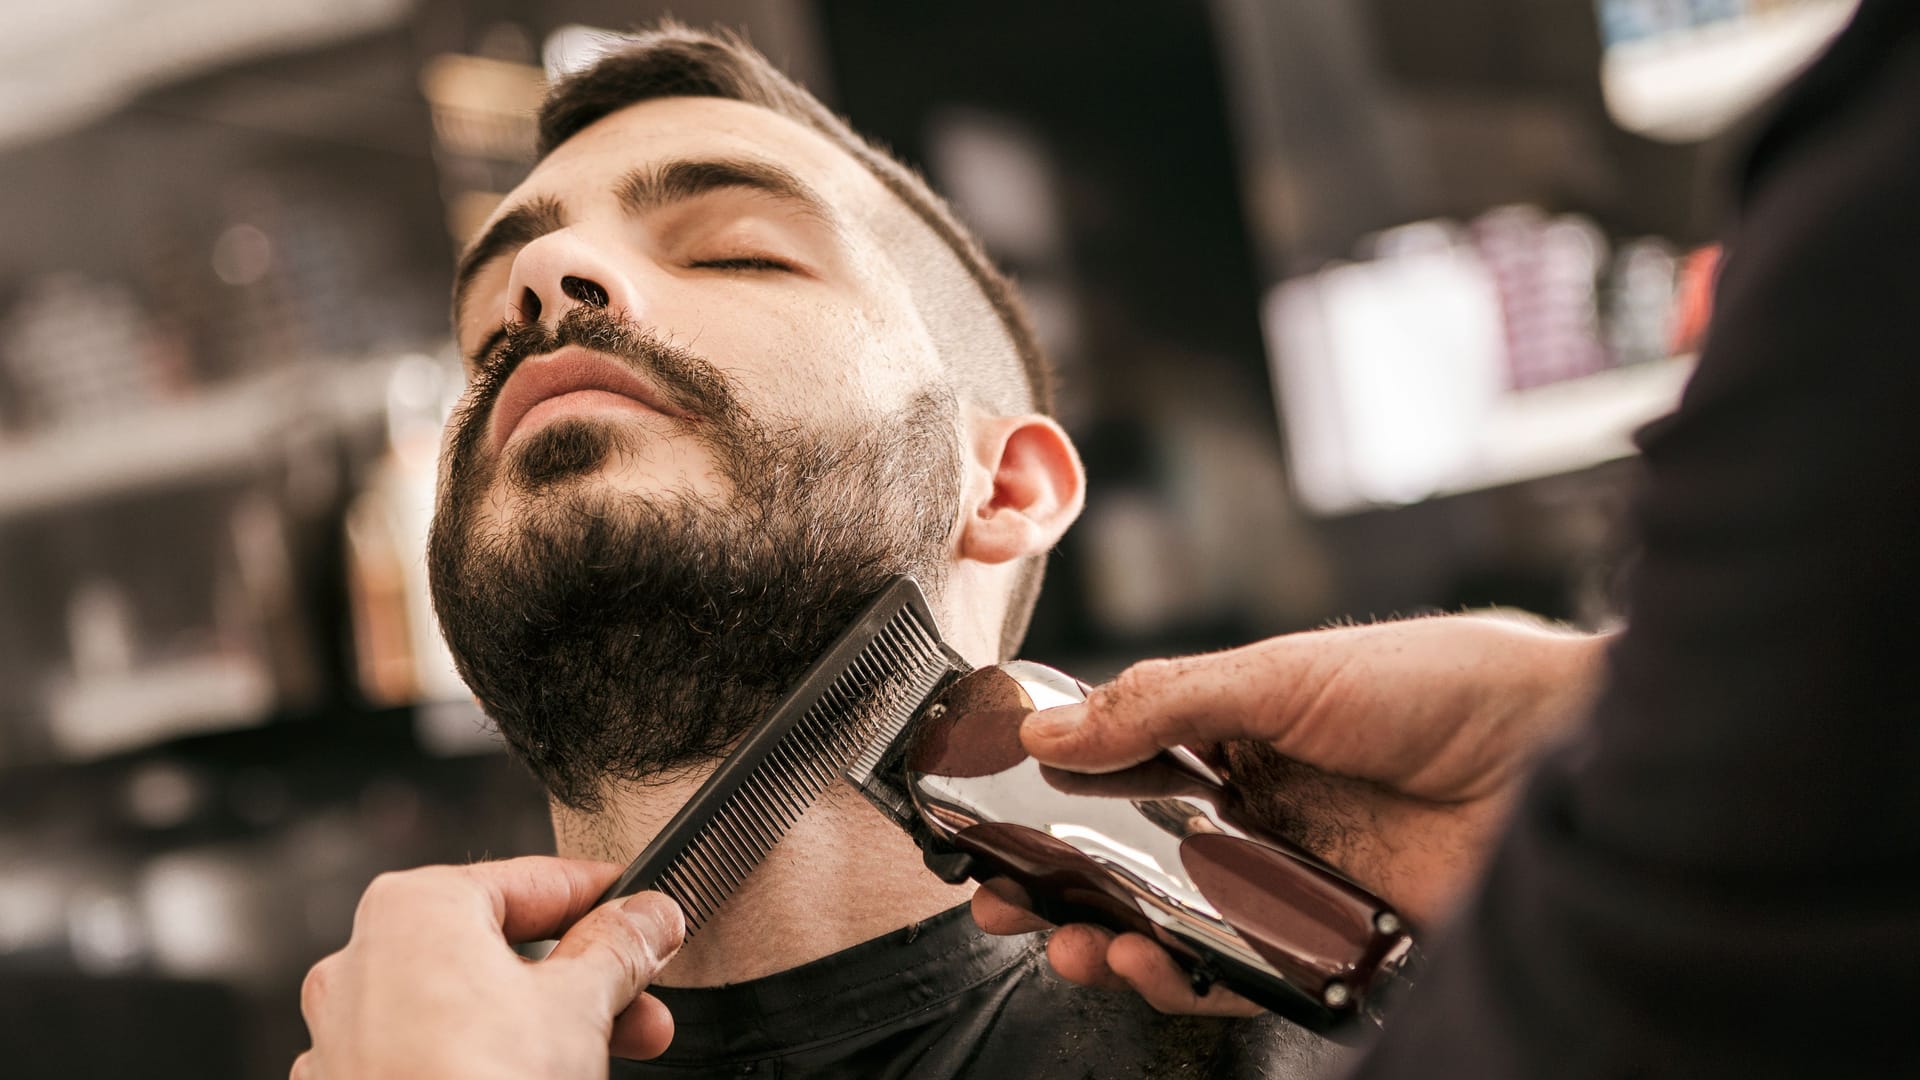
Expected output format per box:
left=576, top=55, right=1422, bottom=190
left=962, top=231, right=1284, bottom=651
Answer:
left=431, top=97, right=966, bottom=810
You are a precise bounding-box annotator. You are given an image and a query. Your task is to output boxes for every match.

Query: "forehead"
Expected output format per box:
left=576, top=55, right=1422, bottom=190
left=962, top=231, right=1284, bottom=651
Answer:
left=504, top=95, right=889, bottom=226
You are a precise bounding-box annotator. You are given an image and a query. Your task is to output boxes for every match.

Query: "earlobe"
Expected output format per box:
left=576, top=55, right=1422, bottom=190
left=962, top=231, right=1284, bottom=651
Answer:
left=957, top=414, right=1086, bottom=566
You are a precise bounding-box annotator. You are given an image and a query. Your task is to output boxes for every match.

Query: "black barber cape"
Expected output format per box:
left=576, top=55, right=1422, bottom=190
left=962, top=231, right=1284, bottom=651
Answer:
left=1355, top=1, right=1920, bottom=1077
left=611, top=904, right=1342, bottom=1078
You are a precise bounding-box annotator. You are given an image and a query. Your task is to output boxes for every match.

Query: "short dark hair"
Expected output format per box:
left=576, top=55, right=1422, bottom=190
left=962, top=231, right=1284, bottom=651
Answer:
left=535, top=23, right=1054, bottom=656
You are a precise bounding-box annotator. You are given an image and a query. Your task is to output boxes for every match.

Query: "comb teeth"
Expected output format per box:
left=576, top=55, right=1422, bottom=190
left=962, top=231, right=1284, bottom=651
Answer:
left=842, top=616, right=943, bottom=785
left=595, top=578, right=966, bottom=933
left=841, top=617, right=945, bottom=832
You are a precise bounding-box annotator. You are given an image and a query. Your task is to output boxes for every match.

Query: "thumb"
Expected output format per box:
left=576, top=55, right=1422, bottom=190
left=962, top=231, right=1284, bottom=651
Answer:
left=1022, top=645, right=1329, bottom=772
left=542, top=892, right=685, bottom=1020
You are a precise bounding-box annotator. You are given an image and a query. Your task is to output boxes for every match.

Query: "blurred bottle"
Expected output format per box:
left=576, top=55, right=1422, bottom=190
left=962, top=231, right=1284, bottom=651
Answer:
left=1471, top=206, right=1611, bottom=390
left=0, top=273, right=174, bottom=434
left=1606, top=237, right=1680, bottom=367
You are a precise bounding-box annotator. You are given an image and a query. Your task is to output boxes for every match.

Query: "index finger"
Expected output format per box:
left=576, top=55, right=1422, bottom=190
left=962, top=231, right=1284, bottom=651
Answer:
left=460, top=856, right=629, bottom=943
left=1021, top=646, right=1324, bottom=772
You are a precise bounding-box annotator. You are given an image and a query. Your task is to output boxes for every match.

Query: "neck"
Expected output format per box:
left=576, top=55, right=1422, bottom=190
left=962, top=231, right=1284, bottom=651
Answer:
left=551, top=764, right=976, bottom=986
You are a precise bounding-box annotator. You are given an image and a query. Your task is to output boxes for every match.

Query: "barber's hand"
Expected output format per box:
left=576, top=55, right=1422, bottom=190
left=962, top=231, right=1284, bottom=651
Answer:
left=971, top=614, right=1606, bottom=1015
left=293, top=856, right=684, bottom=1080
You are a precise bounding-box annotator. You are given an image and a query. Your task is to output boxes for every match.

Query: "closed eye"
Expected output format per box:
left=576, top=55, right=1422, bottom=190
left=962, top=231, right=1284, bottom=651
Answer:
left=690, top=256, right=796, bottom=272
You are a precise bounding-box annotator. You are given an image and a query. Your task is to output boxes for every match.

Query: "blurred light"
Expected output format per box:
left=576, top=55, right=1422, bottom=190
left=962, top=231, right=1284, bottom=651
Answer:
left=67, top=579, right=137, bottom=680
left=1599, top=0, right=1858, bottom=142
left=211, top=223, right=274, bottom=285
left=385, top=351, right=459, bottom=474
left=386, top=353, right=453, bottom=425
left=124, top=762, right=205, bottom=829
left=924, top=109, right=1067, bottom=264
left=140, top=851, right=255, bottom=979
left=1268, top=227, right=1506, bottom=511
left=542, top=24, right=637, bottom=82
left=476, top=20, right=535, bottom=64
left=418, top=52, right=544, bottom=161
left=0, top=863, right=65, bottom=954
left=69, top=890, right=145, bottom=974
left=0, top=0, right=415, bottom=151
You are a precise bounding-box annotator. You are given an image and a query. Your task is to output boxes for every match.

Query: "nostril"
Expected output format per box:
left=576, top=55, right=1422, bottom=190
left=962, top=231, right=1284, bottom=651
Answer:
left=518, top=286, right=542, bottom=323
left=561, top=275, right=610, bottom=308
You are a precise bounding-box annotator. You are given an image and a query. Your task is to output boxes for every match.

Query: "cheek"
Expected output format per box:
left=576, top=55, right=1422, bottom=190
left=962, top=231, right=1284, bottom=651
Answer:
left=810, top=299, right=945, bottom=417
left=685, top=293, right=907, bottom=422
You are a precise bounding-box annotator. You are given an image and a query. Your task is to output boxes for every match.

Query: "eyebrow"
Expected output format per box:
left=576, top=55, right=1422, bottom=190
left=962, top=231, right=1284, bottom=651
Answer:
left=452, top=156, right=842, bottom=325
left=617, top=157, right=836, bottom=225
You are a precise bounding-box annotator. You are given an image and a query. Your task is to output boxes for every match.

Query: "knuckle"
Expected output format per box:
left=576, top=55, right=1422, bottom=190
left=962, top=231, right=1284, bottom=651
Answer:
left=1097, top=659, right=1170, bottom=713
left=357, top=869, right=410, bottom=906
left=612, top=909, right=662, bottom=968
left=299, top=957, right=334, bottom=1018
left=354, top=865, right=458, bottom=922
left=590, top=909, right=656, bottom=976
left=1139, top=978, right=1196, bottom=1016
left=1097, top=658, right=1188, bottom=727
left=591, top=914, right=654, bottom=990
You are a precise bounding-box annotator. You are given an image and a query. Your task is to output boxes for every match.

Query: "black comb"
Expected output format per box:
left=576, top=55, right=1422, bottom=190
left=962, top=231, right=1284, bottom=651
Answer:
left=593, top=576, right=968, bottom=931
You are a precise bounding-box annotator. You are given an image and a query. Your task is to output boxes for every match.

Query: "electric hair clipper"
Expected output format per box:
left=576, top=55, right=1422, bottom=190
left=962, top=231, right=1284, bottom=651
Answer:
left=596, top=577, right=1416, bottom=1036
left=846, top=657, right=1415, bottom=1033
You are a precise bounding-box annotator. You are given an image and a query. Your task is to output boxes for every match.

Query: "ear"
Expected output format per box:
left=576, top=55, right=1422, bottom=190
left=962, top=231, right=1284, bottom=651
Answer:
left=957, top=413, right=1086, bottom=565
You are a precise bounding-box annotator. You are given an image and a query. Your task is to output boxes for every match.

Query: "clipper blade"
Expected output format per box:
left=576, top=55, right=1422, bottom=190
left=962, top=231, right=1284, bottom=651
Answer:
left=595, top=577, right=967, bottom=932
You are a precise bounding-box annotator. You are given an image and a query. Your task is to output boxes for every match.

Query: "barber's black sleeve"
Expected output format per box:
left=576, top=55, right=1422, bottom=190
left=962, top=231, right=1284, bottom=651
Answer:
left=1353, top=3, right=1920, bottom=1076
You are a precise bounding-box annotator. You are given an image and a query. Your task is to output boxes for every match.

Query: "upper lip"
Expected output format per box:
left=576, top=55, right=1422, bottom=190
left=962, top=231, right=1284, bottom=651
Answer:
left=489, top=345, right=689, bottom=450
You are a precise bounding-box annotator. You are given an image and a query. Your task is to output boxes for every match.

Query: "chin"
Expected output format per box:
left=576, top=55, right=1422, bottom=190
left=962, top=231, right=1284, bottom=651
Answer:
left=507, top=417, right=726, bottom=502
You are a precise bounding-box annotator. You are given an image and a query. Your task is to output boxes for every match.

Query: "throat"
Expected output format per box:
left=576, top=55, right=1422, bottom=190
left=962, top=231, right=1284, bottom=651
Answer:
left=550, top=781, right=976, bottom=986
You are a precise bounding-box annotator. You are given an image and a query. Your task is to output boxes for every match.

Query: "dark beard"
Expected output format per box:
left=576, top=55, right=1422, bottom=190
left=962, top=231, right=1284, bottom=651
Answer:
left=428, top=308, right=961, bottom=811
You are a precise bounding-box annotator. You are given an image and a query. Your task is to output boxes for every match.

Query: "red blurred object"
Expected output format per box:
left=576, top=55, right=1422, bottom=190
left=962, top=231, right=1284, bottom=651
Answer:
left=1669, top=244, right=1723, bottom=355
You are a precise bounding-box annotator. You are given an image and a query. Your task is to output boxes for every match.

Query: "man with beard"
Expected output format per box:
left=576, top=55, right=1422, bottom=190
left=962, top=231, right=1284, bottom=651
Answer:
left=302, top=3, right=1920, bottom=1078
left=295, top=22, right=1340, bottom=1080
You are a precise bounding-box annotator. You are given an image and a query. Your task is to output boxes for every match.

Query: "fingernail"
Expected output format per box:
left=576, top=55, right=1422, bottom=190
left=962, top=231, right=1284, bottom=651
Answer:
left=622, top=894, right=686, bottom=956
left=1024, top=703, right=1086, bottom=741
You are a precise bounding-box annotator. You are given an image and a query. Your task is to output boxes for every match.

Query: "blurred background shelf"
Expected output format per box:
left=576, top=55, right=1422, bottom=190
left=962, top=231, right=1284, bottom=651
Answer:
left=1458, top=353, right=1692, bottom=495
left=0, top=360, right=396, bottom=520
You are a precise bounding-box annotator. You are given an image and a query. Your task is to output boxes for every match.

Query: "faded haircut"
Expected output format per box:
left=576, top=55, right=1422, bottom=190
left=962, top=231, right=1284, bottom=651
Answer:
left=534, top=22, right=1056, bottom=656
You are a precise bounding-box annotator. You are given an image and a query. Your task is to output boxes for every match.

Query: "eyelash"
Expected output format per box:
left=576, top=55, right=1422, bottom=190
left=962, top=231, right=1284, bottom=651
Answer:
left=690, top=256, right=795, bottom=272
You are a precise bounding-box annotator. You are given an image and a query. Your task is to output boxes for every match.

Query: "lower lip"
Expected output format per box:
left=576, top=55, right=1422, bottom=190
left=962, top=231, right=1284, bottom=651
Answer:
left=505, top=389, right=665, bottom=445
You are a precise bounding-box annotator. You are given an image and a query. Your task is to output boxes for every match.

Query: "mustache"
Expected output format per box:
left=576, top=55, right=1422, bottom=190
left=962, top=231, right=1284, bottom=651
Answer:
left=471, top=307, right=745, bottom=427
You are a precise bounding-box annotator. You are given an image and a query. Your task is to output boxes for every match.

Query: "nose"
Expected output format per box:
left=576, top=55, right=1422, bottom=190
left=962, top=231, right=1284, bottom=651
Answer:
left=502, top=228, right=642, bottom=329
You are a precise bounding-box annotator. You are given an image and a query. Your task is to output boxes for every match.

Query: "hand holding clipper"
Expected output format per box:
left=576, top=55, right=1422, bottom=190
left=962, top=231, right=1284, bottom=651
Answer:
left=850, top=661, right=1417, bottom=1035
